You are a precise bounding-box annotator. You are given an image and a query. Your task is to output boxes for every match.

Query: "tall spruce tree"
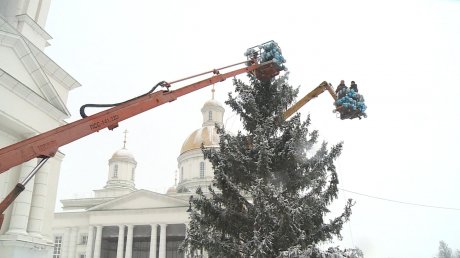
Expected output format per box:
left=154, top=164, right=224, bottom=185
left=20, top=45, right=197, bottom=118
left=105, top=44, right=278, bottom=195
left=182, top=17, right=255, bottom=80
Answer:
left=182, top=73, right=353, bottom=257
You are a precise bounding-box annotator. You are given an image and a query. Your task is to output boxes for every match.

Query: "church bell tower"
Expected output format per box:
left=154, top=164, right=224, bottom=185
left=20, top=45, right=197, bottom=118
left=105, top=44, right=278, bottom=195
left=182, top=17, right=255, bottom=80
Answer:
left=94, top=130, right=137, bottom=198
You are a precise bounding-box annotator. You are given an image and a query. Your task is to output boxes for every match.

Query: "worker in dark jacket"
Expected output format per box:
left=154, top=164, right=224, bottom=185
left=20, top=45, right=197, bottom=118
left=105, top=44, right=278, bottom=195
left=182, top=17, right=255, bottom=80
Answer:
left=350, top=81, right=358, bottom=92
left=335, top=80, right=347, bottom=98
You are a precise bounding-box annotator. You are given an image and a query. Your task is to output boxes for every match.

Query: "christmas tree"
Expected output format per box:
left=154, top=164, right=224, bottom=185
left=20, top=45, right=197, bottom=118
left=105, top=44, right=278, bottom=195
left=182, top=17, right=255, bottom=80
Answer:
left=182, top=73, right=353, bottom=257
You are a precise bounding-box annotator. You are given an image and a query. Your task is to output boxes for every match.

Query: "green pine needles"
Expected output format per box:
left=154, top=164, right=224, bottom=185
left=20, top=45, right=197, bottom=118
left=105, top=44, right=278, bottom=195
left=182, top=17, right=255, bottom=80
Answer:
left=182, top=74, right=353, bottom=257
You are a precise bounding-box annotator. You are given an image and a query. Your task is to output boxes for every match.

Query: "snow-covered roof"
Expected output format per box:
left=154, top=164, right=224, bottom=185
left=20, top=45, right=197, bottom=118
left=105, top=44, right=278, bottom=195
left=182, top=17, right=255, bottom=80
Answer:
left=111, top=148, right=136, bottom=161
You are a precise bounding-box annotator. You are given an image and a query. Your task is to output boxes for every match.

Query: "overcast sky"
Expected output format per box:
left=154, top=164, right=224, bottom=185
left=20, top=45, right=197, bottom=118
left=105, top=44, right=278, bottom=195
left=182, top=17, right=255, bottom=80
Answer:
left=44, top=0, right=460, bottom=257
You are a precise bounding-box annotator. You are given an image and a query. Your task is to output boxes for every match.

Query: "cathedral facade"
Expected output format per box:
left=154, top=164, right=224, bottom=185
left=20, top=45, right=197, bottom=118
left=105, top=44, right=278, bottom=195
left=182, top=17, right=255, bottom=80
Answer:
left=0, top=1, right=226, bottom=257
left=51, top=99, right=225, bottom=258
left=0, top=1, right=80, bottom=258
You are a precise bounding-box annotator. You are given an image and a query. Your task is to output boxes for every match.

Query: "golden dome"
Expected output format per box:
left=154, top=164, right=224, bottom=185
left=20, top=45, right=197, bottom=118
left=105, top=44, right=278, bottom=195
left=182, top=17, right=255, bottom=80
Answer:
left=180, top=126, right=220, bottom=154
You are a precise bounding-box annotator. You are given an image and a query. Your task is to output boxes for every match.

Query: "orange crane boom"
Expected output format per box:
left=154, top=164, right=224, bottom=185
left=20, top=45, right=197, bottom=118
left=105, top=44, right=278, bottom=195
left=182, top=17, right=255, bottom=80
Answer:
left=0, top=60, right=278, bottom=174
left=0, top=58, right=282, bottom=228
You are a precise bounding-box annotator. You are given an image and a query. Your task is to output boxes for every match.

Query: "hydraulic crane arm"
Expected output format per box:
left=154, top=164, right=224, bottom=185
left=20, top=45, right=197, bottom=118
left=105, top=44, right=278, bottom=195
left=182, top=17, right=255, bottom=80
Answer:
left=283, top=81, right=337, bottom=120
left=0, top=40, right=287, bottom=230
left=0, top=60, right=278, bottom=174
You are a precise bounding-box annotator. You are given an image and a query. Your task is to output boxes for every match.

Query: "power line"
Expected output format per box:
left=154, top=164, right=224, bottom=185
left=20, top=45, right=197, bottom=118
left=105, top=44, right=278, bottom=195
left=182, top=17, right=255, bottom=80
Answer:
left=339, top=188, right=460, bottom=211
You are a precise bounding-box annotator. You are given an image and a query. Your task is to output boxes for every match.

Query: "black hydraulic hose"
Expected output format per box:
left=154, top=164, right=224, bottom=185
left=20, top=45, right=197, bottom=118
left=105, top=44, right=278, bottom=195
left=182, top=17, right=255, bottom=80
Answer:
left=79, top=81, right=169, bottom=118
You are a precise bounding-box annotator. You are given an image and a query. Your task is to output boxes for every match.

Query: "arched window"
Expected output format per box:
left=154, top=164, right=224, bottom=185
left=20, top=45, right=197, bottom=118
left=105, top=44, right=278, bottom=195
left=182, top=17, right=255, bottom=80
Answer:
left=208, top=111, right=213, bottom=121
left=113, top=164, right=118, bottom=178
left=131, top=167, right=135, bottom=180
left=200, top=162, right=205, bottom=178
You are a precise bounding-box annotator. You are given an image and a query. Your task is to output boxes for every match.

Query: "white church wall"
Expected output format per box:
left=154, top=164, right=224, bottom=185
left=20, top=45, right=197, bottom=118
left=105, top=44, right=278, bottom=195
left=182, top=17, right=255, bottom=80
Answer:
left=87, top=208, right=189, bottom=226
left=0, top=87, right=62, bottom=132
left=0, top=1, right=15, bottom=18
left=178, top=148, right=214, bottom=190
left=0, top=131, right=20, bottom=236
left=178, top=149, right=203, bottom=181
left=205, top=158, right=212, bottom=178
left=0, top=47, right=39, bottom=92
left=50, top=97, right=224, bottom=257
left=0, top=2, right=77, bottom=257
left=48, top=76, right=70, bottom=104
left=115, top=161, right=134, bottom=181
left=22, top=0, right=40, bottom=19
left=35, top=0, right=52, bottom=28
left=16, top=18, right=48, bottom=50
left=54, top=213, right=89, bottom=229
left=53, top=207, right=190, bottom=232
left=42, top=152, right=64, bottom=241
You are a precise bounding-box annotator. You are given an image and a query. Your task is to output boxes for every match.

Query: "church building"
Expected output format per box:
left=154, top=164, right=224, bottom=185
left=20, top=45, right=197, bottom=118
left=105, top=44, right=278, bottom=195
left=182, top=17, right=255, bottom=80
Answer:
left=0, top=1, right=80, bottom=258
left=0, top=1, right=226, bottom=257
left=0, top=0, right=80, bottom=258
left=51, top=97, right=225, bottom=258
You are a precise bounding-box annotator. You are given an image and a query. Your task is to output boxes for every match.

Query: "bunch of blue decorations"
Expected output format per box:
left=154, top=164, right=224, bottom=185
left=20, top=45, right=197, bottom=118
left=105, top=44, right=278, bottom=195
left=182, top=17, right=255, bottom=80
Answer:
left=244, top=41, right=287, bottom=71
left=260, top=41, right=286, bottom=70
left=335, top=89, right=367, bottom=118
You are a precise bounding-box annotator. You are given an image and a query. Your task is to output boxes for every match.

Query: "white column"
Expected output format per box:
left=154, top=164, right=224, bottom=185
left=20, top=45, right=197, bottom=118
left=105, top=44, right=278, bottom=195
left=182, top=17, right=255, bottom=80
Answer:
left=6, top=158, right=36, bottom=235
left=23, top=0, right=40, bottom=18
left=149, top=224, right=157, bottom=258
left=116, top=225, right=125, bottom=258
left=60, top=227, right=71, bottom=258
left=86, top=225, right=95, bottom=258
left=93, top=225, right=103, bottom=258
left=125, top=225, right=133, bottom=258
left=41, top=152, right=64, bottom=243
left=68, top=227, right=78, bottom=258
left=35, top=0, right=52, bottom=27
left=27, top=159, right=50, bottom=238
left=159, top=224, right=167, bottom=258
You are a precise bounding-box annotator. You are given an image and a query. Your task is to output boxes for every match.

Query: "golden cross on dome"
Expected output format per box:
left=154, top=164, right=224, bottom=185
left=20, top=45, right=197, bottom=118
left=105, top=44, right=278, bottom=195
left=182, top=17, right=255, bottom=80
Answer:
left=211, top=84, right=215, bottom=100
left=123, top=129, right=128, bottom=149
